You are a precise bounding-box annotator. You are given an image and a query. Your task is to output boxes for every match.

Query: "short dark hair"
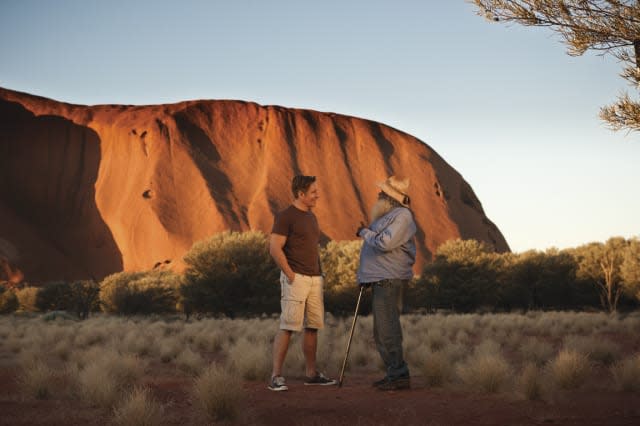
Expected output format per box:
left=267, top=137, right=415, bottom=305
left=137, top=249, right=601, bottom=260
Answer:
left=292, top=175, right=316, bottom=198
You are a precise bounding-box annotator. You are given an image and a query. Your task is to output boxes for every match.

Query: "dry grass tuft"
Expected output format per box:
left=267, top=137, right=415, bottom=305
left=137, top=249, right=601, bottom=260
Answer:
left=611, top=354, right=640, bottom=392
left=420, top=350, right=453, bottom=388
left=456, top=352, right=512, bottom=393
left=519, top=337, right=555, bottom=366
left=17, top=361, right=56, bottom=399
left=193, top=364, right=245, bottom=423
left=548, top=349, right=591, bottom=390
left=563, top=335, right=622, bottom=366
left=176, top=347, right=205, bottom=376
left=113, top=387, right=165, bottom=426
left=77, top=362, right=121, bottom=409
left=228, top=338, right=271, bottom=381
left=518, top=363, right=544, bottom=400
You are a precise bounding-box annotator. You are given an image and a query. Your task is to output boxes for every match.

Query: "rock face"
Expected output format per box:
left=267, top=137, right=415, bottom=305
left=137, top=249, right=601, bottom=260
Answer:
left=0, top=87, right=509, bottom=283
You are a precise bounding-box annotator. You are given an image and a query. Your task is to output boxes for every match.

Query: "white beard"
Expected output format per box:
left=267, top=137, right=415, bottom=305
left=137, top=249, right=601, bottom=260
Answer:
left=369, top=198, right=396, bottom=223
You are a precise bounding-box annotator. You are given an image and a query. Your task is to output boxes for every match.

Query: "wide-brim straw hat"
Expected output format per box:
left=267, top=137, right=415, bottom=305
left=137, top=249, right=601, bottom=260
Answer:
left=376, top=176, right=410, bottom=207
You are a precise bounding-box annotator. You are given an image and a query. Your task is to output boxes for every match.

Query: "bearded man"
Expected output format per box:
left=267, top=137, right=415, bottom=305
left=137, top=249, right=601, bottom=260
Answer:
left=356, top=176, right=416, bottom=391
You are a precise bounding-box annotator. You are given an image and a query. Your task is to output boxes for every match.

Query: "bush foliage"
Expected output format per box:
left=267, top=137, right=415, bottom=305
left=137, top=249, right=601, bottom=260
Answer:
left=181, top=231, right=280, bottom=317
left=100, top=271, right=181, bottom=315
left=7, top=233, right=638, bottom=317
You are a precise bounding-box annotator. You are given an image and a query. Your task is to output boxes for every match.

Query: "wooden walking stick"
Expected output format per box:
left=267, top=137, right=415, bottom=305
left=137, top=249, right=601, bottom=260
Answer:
left=338, top=285, right=365, bottom=387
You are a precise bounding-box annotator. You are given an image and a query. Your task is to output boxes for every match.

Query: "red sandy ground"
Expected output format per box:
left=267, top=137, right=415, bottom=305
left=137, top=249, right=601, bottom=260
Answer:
left=1, top=365, right=640, bottom=426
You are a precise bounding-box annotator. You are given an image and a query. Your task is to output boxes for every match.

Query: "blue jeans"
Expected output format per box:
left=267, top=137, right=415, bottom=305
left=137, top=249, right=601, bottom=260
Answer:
left=372, top=279, right=410, bottom=380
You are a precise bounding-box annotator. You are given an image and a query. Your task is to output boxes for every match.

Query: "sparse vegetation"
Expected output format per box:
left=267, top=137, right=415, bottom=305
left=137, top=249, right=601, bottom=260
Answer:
left=0, top=310, right=639, bottom=422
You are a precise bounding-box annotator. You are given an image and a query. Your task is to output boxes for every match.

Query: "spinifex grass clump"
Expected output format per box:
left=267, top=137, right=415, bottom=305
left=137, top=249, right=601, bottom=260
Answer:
left=228, top=337, right=271, bottom=381
left=456, top=351, right=512, bottom=393
left=519, top=363, right=544, bottom=400
left=17, top=360, right=56, bottom=399
left=112, top=387, right=165, bottom=426
left=193, top=364, right=245, bottom=423
left=519, top=337, right=554, bottom=366
left=420, top=350, right=453, bottom=388
left=548, top=350, right=591, bottom=390
left=611, top=354, right=640, bottom=392
left=176, top=347, right=205, bottom=376
left=563, top=335, right=622, bottom=366
left=75, top=350, right=146, bottom=409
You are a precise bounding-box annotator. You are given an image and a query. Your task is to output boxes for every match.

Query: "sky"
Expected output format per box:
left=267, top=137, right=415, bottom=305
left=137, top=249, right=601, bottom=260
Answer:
left=1, top=0, right=638, bottom=253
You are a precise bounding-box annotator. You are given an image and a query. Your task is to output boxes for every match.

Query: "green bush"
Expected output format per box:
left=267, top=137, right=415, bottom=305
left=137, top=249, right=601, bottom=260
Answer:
left=181, top=231, right=279, bottom=317
left=100, top=271, right=181, bottom=315
left=0, top=286, right=19, bottom=313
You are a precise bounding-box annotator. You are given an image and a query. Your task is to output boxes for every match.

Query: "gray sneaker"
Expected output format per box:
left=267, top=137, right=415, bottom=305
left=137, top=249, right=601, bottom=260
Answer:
left=304, top=372, right=337, bottom=386
left=268, top=375, right=288, bottom=391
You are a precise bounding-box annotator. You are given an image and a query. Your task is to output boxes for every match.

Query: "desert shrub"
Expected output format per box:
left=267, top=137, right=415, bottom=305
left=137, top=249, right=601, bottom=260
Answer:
left=100, top=271, right=181, bottom=315
left=15, top=287, right=39, bottom=312
left=502, top=250, right=580, bottom=310
left=113, top=387, right=165, bottom=426
left=36, top=281, right=72, bottom=312
left=419, top=239, right=504, bottom=312
left=69, top=280, right=100, bottom=319
left=181, top=231, right=279, bottom=317
left=548, top=350, right=591, bottom=390
left=193, top=364, right=245, bottom=423
left=611, top=354, right=640, bottom=392
left=320, top=240, right=367, bottom=314
left=0, top=286, right=18, bottom=313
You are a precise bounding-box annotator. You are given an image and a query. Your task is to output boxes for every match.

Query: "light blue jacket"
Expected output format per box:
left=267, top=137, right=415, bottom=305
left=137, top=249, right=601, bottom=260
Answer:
left=357, top=207, right=417, bottom=283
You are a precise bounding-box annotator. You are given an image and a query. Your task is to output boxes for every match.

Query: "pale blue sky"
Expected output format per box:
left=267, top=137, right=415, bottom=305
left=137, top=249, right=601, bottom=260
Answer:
left=1, top=0, right=638, bottom=252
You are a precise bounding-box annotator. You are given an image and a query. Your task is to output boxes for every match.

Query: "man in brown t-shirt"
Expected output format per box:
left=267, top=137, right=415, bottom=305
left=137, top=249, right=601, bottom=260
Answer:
left=268, top=175, right=336, bottom=391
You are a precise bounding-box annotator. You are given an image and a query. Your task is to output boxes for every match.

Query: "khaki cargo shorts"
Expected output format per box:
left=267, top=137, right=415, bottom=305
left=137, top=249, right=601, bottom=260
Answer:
left=279, top=272, right=325, bottom=331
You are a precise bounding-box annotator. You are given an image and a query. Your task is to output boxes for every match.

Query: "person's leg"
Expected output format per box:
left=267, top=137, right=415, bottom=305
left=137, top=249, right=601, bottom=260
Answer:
left=272, top=272, right=307, bottom=377
left=272, top=329, right=292, bottom=377
left=303, top=275, right=324, bottom=377
left=302, top=328, right=318, bottom=377
left=372, top=279, right=409, bottom=380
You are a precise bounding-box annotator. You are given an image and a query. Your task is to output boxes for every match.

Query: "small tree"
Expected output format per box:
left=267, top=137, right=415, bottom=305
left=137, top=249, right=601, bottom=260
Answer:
left=472, top=0, right=640, bottom=133
left=572, top=237, right=628, bottom=312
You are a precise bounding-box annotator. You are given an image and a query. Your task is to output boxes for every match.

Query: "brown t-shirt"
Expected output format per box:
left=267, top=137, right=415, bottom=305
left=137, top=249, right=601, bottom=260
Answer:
left=271, top=205, right=321, bottom=276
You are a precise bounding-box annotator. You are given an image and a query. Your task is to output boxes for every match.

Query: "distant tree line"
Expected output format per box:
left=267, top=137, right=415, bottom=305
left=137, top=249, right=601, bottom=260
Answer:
left=1, top=232, right=638, bottom=317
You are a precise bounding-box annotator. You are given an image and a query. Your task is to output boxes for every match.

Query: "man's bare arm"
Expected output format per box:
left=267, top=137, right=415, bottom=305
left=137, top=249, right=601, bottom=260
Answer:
left=269, top=234, right=295, bottom=283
